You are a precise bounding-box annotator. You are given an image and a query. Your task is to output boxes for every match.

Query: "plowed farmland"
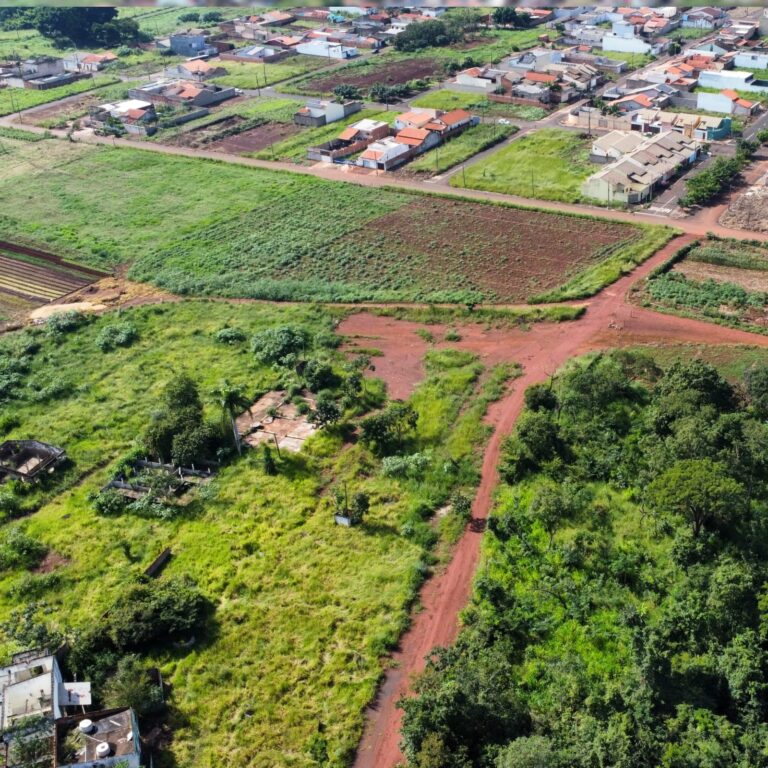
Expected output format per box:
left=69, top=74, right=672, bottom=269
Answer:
left=0, top=245, right=103, bottom=305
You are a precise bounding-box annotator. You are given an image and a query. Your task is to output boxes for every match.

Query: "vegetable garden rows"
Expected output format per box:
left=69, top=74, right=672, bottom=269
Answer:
left=0, top=250, right=99, bottom=303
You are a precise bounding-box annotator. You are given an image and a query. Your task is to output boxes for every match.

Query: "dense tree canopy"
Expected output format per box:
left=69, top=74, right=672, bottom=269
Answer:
left=401, top=354, right=768, bottom=768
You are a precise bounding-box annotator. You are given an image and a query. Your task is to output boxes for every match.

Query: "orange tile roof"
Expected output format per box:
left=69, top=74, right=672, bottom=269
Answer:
left=438, top=109, right=471, bottom=127
left=338, top=126, right=358, bottom=141
left=524, top=71, right=557, bottom=84
left=394, top=127, right=429, bottom=146
left=737, top=98, right=756, bottom=108
left=461, top=67, right=483, bottom=77
left=396, top=110, right=434, bottom=127
left=361, top=149, right=382, bottom=160
left=721, top=89, right=740, bottom=100
left=183, top=59, right=212, bottom=73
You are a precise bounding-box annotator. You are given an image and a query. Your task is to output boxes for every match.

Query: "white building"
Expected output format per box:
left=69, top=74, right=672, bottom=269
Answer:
left=697, top=90, right=759, bottom=117
left=734, top=51, right=768, bottom=71
left=357, top=137, right=410, bottom=170
left=699, top=69, right=768, bottom=95
left=602, top=32, right=654, bottom=56
left=295, top=40, right=358, bottom=59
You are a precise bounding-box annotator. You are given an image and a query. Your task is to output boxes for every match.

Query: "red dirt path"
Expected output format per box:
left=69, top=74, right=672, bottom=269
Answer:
left=345, top=233, right=768, bottom=768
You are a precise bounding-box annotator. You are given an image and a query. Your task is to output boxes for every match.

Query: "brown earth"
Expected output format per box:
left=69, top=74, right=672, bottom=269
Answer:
left=674, top=260, right=768, bottom=294
left=35, top=550, right=70, bottom=573
left=348, top=233, right=768, bottom=768
left=328, top=197, right=639, bottom=302
left=295, top=57, right=442, bottom=94
left=207, top=121, right=302, bottom=154
left=719, top=183, right=768, bottom=234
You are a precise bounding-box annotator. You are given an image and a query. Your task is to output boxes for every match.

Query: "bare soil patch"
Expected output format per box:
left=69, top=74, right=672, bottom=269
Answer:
left=328, top=198, right=638, bottom=303
left=35, top=550, right=70, bottom=573
left=208, top=121, right=301, bottom=154
left=719, top=183, right=768, bottom=234
left=675, top=260, right=768, bottom=294
left=296, top=57, right=442, bottom=94
left=237, top=390, right=317, bottom=453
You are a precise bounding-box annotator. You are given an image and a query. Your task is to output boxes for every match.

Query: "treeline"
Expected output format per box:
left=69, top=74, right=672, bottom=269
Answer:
left=0, top=8, right=141, bottom=48
left=401, top=352, right=768, bottom=768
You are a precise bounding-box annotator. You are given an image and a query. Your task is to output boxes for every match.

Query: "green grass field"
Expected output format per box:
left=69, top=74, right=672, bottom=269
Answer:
left=411, top=89, right=547, bottom=121
left=408, top=123, right=517, bottom=175
left=0, top=27, right=65, bottom=59
left=0, top=75, right=120, bottom=117
left=451, top=128, right=594, bottom=203
left=213, top=56, right=335, bottom=90
left=0, top=300, right=507, bottom=767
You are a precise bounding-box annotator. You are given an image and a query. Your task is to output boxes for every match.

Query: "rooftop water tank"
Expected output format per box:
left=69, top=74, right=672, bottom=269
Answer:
left=96, top=742, right=111, bottom=758
left=78, top=720, right=95, bottom=734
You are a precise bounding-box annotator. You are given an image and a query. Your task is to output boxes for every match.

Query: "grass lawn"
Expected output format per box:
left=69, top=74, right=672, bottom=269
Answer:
left=451, top=128, right=594, bottom=203
left=671, top=26, right=718, bottom=40
left=408, top=123, right=517, bottom=175
left=0, top=300, right=507, bottom=767
left=597, top=48, right=654, bottom=71
left=0, top=75, right=120, bottom=117
left=213, top=56, right=335, bottom=90
left=411, top=89, right=548, bottom=121
left=252, top=108, right=394, bottom=162
left=0, top=28, right=66, bottom=59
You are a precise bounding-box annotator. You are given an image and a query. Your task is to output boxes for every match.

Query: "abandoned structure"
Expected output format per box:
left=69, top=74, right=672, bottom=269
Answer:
left=0, top=440, right=66, bottom=483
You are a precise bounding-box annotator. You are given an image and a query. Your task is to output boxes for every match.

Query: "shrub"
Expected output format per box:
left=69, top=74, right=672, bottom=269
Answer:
left=92, top=488, right=129, bottom=517
left=303, top=359, right=339, bottom=392
left=46, top=310, right=87, bottom=337
left=107, top=576, right=208, bottom=651
left=101, top=654, right=165, bottom=716
left=381, top=452, right=431, bottom=480
left=95, top=322, right=138, bottom=352
left=214, top=326, right=246, bottom=345
left=0, top=527, right=47, bottom=572
left=252, top=325, right=309, bottom=367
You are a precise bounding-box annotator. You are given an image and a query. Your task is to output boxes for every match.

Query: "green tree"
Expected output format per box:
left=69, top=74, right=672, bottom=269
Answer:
left=212, top=380, right=251, bottom=454
left=102, top=654, right=165, bottom=716
left=252, top=326, right=309, bottom=367
left=648, top=459, right=744, bottom=537
left=496, top=735, right=556, bottom=768
left=332, top=84, right=362, bottom=102
left=309, top=392, right=341, bottom=428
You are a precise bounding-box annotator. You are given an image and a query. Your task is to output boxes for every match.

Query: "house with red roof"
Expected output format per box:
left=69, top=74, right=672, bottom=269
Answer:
left=697, top=89, right=760, bottom=117
left=63, top=51, right=117, bottom=73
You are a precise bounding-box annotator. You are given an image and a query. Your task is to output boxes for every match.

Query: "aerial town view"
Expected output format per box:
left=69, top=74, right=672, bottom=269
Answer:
left=2, top=2, right=768, bottom=767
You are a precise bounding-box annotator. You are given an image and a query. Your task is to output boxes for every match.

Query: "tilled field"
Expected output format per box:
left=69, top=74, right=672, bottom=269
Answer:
left=302, top=198, right=639, bottom=302
left=295, top=57, right=442, bottom=95
left=0, top=246, right=103, bottom=304
left=208, top=122, right=302, bottom=154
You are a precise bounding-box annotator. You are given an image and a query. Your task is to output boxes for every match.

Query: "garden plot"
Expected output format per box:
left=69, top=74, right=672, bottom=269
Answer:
left=208, top=121, right=301, bottom=154
left=237, top=391, right=317, bottom=453
left=0, top=247, right=103, bottom=305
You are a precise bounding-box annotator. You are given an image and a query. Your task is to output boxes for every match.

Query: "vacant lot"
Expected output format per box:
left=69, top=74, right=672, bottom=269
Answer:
left=405, top=123, right=516, bottom=176
left=0, top=300, right=506, bottom=767
left=452, top=128, right=594, bottom=203
left=642, top=237, right=768, bottom=332
left=26, top=82, right=130, bottom=129
left=292, top=56, right=444, bottom=96
left=0, top=136, right=669, bottom=304
left=212, top=55, right=333, bottom=89
left=411, top=89, right=547, bottom=121
left=0, top=75, right=120, bottom=117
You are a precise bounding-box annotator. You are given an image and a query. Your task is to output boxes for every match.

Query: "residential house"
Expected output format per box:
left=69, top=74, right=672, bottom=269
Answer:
left=421, top=109, right=476, bottom=138
left=167, top=31, right=218, bottom=58
left=0, top=56, right=81, bottom=90
left=295, top=40, right=358, bottom=59
left=62, top=51, right=117, bottom=73
left=90, top=99, right=158, bottom=136
left=1, top=649, right=91, bottom=731
left=259, top=10, right=296, bottom=26
left=128, top=79, right=237, bottom=108
left=293, top=99, right=362, bottom=127
left=563, top=48, right=628, bottom=74
left=393, top=125, right=440, bottom=154
left=220, top=45, right=293, bottom=63
left=697, top=89, right=760, bottom=116
left=681, top=7, right=725, bottom=30
left=582, top=131, right=700, bottom=204
left=590, top=129, right=646, bottom=162
left=394, top=108, right=440, bottom=131
left=54, top=709, right=142, bottom=768
left=165, top=59, right=228, bottom=81
left=268, top=36, right=306, bottom=50
left=717, top=22, right=759, bottom=49
left=307, top=117, right=390, bottom=162
left=699, top=69, right=768, bottom=95
left=562, top=22, right=607, bottom=47
left=501, top=47, right=564, bottom=73
left=734, top=51, right=768, bottom=71
left=688, top=42, right=729, bottom=59
left=454, top=66, right=503, bottom=94
left=357, top=137, right=411, bottom=170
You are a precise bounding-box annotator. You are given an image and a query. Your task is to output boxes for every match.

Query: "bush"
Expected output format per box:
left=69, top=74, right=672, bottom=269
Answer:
left=303, top=359, right=339, bottom=392
left=381, top=452, right=431, bottom=480
left=95, top=322, right=138, bottom=352
left=108, top=576, right=208, bottom=651
left=101, top=654, right=165, bottom=716
left=214, top=326, right=246, bottom=345
left=92, top=488, right=129, bottom=517
left=0, top=527, right=47, bottom=572
left=252, top=325, right=309, bottom=367
left=46, top=310, right=87, bottom=337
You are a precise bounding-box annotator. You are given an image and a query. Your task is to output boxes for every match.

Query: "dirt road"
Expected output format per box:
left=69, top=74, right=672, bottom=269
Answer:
left=345, top=234, right=768, bottom=768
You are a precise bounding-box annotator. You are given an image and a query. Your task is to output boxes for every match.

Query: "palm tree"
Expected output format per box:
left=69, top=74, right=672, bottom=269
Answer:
left=212, top=380, right=251, bottom=455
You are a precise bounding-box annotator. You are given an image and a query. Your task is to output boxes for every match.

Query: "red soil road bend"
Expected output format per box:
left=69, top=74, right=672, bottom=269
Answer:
left=348, top=234, right=768, bottom=768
